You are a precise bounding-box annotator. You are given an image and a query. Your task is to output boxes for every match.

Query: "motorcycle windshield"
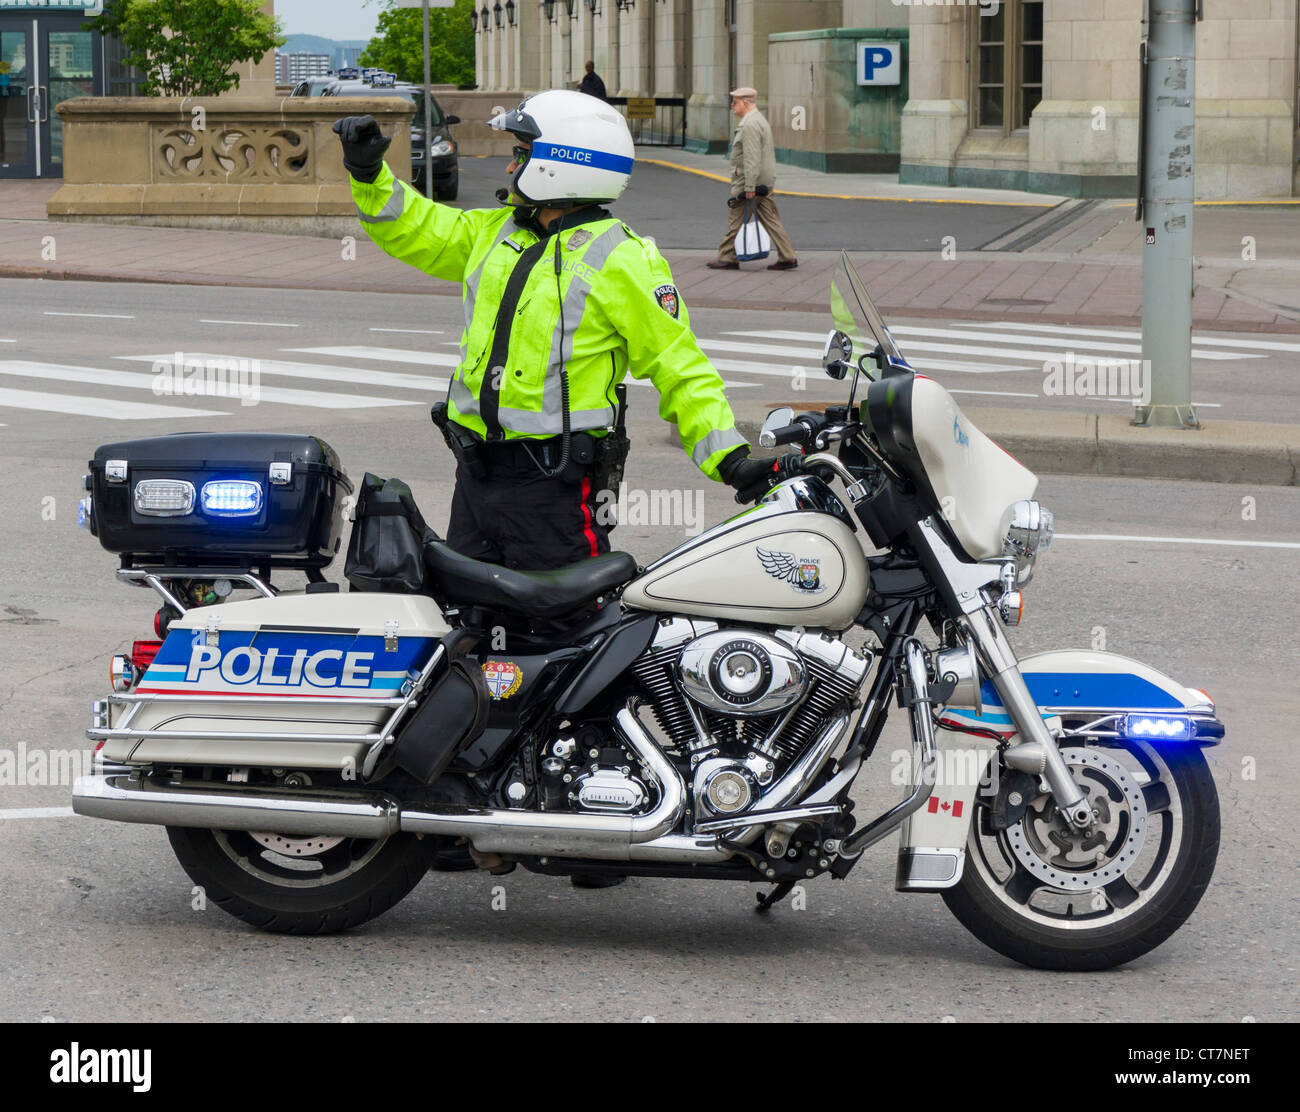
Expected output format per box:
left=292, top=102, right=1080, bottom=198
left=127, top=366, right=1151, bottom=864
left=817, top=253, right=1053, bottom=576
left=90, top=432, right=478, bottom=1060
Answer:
left=828, top=250, right=910, bottom=383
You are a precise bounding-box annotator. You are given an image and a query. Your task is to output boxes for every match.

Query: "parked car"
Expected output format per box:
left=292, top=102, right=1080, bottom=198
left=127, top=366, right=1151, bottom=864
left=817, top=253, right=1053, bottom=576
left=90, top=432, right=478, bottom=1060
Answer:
left=299, top=79, right=461, bottom=201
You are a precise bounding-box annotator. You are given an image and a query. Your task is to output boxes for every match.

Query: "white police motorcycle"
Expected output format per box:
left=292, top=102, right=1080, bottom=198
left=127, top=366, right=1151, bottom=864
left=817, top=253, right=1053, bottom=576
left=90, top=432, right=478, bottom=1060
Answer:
left=73, top=253, right=1221, bottom=969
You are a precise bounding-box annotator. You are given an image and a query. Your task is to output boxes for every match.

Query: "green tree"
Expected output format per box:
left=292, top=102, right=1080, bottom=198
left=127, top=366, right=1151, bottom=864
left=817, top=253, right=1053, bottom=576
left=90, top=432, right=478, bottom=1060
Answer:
left=359, top=0, right=475, bottom=88
left=87, top=0, right=283, bottom=97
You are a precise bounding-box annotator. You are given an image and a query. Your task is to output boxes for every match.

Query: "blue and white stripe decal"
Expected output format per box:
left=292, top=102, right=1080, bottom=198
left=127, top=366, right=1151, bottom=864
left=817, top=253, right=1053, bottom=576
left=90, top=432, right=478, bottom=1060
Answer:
left=532, top=141, right=634, bottom=175
left=138, top=630, right=436, bottom=698
left=979, top=672, right=1185, bottom=711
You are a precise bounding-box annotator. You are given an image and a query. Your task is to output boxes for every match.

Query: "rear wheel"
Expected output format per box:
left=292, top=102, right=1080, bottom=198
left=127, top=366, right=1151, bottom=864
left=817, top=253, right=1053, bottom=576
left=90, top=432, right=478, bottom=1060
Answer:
left=942, top=740, right=1219, bottom=970
left=167, top=826, right=433, bottom=934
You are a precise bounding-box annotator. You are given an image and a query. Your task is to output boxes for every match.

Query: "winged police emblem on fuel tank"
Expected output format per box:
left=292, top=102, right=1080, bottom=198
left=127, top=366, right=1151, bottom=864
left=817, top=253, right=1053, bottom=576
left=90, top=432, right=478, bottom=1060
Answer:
left=756, top=547, right=826, bottom=594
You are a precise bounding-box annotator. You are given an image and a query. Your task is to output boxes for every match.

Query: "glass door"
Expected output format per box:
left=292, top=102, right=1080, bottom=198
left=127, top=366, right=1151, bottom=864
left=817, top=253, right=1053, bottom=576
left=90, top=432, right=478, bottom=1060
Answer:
left=0, top=26, right=34, bottom=177
left=40, top=24, right=98, bottom=175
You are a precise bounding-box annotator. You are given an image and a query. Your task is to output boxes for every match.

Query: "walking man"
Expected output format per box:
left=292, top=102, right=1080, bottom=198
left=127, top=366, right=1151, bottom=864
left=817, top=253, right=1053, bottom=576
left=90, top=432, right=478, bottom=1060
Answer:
left=577, top=60, right=607, bottom=101
left=707, top=87, right=798, bottom=272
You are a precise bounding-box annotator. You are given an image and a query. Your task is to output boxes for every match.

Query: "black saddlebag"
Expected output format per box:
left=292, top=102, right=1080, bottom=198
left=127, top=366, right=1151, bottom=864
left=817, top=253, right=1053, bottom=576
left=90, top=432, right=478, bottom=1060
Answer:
left=344, top=473, right=436, bottom=594
left=392, top=629, right=490, bottom=784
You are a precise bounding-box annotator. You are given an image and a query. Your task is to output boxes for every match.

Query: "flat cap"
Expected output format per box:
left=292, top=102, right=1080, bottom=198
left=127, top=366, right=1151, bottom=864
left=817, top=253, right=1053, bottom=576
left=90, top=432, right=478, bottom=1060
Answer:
left=729, top=87, right=758, bottom=100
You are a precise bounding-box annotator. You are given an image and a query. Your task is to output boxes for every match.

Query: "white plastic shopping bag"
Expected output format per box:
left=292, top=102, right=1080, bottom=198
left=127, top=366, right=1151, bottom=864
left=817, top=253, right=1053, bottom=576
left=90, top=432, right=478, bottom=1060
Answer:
left=734, top=201, right=772, bottom=261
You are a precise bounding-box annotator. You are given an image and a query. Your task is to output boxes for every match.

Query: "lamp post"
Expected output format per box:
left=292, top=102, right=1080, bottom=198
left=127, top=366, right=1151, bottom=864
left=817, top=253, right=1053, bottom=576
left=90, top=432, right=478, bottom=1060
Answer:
left=506, top=0, right=516, bottom=25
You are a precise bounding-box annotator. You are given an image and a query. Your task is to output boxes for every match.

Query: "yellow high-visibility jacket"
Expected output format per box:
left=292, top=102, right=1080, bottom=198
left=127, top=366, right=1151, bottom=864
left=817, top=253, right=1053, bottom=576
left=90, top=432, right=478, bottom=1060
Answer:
left=350, top=163, right=748, bottom=479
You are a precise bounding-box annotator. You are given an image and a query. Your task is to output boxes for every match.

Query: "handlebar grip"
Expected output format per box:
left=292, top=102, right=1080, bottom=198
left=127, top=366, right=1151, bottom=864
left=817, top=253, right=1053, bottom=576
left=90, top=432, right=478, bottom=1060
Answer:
left=760, top=423, right=808, bottom=448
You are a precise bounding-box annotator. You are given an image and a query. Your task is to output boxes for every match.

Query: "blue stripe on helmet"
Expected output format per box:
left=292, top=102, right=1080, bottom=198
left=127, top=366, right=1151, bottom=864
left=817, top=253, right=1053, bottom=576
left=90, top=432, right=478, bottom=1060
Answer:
left=532, top=141, right=634, bottom=175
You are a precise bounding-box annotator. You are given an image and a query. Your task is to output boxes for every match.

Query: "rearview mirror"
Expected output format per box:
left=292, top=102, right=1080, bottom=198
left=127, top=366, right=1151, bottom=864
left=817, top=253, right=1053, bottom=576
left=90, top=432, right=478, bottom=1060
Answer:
left=759, top=407, right=795, bottom=448
left=822, top=329, right=852, bottom=380
left=446, top=115, right=461, bottom=125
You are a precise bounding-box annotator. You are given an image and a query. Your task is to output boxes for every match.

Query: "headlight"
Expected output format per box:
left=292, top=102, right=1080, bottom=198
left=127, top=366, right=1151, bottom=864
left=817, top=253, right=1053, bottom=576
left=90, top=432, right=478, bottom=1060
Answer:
left=431, top=139, right=454, bottom=157
left=1122, top=714, right=1193, bottom=741
left=1000, top=500, right=1053, bottom=585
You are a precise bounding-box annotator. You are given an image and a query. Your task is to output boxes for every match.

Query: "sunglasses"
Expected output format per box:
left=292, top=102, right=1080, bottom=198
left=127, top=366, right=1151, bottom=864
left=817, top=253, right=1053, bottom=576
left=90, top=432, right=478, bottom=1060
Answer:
left=511, top=145, right=530, bottom=164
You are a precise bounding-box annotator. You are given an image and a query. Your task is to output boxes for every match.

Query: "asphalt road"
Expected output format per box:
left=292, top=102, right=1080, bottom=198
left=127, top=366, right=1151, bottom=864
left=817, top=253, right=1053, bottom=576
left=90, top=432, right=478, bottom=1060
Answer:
left=0, top=280, right=1297, bottom=1022
left=458, top=156, right=1049, bottom=252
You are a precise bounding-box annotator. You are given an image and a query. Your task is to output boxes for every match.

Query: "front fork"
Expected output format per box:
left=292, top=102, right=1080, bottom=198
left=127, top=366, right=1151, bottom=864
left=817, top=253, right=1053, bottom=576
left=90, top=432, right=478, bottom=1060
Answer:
left=965, top=606, right=1093, bottom=829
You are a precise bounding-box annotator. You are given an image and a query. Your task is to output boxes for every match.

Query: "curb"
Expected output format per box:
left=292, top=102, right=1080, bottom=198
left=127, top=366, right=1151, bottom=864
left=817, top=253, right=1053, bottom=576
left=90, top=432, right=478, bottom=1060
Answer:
left=735, top=407, right=1300, bottom=488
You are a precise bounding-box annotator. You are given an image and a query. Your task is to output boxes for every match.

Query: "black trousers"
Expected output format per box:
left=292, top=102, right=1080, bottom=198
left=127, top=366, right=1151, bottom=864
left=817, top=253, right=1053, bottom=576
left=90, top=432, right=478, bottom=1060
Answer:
left=446, top=451, right=611, bottom=571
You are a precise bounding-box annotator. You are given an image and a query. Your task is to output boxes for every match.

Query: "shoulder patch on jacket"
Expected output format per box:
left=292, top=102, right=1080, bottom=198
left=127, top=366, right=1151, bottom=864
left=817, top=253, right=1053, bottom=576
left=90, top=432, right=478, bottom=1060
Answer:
left=654, top=284, right=679, bottom=319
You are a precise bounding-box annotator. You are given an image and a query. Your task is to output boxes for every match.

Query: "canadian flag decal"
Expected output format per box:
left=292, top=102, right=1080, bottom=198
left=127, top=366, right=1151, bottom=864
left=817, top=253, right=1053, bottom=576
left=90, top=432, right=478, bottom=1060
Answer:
left=927, top=797, right=964, bottom=818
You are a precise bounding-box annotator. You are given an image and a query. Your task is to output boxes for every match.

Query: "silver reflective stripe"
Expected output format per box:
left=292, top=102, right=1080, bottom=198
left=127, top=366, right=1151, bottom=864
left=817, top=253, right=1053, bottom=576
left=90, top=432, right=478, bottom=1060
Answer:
left=540, top=222, right=630, bottom=424
left=690, top=426, right=748, bottom=467
left=356, top=182, right=407, bottom=224
left=464, top=219, right=518, bottom=337
left=498, top=404, right=615, bottom=436
left=449, top=376, right=479, bottom=419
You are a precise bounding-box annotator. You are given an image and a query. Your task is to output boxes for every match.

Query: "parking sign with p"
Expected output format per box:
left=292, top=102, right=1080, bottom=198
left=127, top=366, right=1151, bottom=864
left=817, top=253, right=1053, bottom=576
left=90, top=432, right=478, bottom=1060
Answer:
left=857, top=41, right=901, bottom=86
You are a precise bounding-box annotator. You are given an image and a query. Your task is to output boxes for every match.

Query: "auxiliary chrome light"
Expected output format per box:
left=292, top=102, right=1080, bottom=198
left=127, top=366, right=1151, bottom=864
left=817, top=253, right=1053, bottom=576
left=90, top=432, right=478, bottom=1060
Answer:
left=201, top=480, right=263, bottom=517
left=133, top=478, right=195, bottom=517
left=1122, top=714, right=1193, bottom=741
left=1000, top=499, right=1054, bottom=585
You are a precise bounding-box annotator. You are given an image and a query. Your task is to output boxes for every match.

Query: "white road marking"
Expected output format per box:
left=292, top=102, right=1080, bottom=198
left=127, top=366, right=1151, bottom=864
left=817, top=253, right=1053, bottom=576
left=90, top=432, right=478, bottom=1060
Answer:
left=200, top=319, right=300, bottom=328
left=0, top=385, right=223, bottom=419
left=947, top=389, right=1041, bottom=399
left=723, top=325, right=1266, bottom=361
left=0, top=807, right=76, bottom=821
left=117, top=353, right=450, bottom=393
left=1056, top=532, right=1300, bottom=551
left=287, top=345, right=461, bottom=368
left=705, top=339, right=1029, bottom=374
left=369, top=327, right=443, bottom=335
left=44, top=311, right=134, bottom=320
left=0, top=339, right=15, bottom=343
left=957, top=320, right=1300, bottom=353
left=0, top=361, right=418, bottom=409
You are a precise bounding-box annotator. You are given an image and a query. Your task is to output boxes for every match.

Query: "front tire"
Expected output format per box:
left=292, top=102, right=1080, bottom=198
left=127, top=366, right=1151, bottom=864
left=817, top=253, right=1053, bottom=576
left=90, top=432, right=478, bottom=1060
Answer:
left=167, top=826, right=433, bottom=935
left=942, top=740, right=1219, bottom=971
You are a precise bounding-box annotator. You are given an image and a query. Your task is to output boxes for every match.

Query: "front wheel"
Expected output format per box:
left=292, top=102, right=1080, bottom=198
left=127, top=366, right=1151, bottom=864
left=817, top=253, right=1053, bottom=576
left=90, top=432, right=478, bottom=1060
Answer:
left=167, top=826, right=434, bottom=934
left=942, top=740, right=1219, bottom=971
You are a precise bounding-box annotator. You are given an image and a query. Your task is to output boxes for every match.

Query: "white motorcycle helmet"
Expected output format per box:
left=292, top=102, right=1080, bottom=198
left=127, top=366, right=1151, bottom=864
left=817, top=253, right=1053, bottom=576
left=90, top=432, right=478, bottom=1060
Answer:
left=489, top=89, right=635, bottom=206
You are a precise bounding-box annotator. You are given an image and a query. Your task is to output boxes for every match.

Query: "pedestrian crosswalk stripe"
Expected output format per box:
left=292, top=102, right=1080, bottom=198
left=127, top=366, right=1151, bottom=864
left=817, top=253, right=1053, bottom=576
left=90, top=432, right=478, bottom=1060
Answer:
left=718, top=327, right=1259, bottom=362
left=116, top=353, right=450, bottom=393
left=956, top=319, right=1300, bottom=353
left=287, top=345, right=462, bottom=368
left=0, top=361, right=420, bottom=410
left=0, top=385, right=225, bottom=420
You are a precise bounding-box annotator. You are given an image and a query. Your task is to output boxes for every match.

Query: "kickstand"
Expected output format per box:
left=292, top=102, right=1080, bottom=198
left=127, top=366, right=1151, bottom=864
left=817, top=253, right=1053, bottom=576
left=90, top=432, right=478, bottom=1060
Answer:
left=755, top=880, right=795, bottom=914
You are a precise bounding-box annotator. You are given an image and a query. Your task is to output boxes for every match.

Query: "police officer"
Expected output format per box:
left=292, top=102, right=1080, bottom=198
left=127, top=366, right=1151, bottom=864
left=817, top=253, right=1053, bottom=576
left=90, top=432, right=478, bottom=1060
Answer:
left=332, top=90, right=774, bottom=575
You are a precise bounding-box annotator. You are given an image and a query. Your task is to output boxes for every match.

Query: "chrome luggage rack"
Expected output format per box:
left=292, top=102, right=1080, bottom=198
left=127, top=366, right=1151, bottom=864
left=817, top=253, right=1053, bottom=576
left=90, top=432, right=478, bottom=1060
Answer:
left=117, top=566, right=277, bottom=615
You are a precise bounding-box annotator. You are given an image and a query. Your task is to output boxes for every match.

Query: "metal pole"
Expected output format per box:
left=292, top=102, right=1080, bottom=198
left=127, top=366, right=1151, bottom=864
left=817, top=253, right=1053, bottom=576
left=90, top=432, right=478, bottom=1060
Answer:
left=1134, top=0, right=1199, bottom=429
left=423, top=0, right=433, bottom=199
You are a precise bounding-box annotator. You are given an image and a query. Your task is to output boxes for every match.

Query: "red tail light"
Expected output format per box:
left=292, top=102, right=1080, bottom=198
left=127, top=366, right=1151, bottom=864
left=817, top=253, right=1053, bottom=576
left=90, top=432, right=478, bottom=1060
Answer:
left=131, top=640, right=162, bottom=673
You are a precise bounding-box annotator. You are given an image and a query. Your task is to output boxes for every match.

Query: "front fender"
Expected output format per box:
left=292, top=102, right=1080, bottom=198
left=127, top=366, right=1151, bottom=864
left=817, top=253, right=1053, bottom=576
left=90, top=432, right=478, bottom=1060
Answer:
left=897, top=649, right=1222, bottom=892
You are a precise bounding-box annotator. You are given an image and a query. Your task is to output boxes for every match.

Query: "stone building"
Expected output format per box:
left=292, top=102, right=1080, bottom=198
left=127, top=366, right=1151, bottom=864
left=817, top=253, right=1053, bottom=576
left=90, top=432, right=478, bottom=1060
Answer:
left=472, top=0, right=1300, bottom=198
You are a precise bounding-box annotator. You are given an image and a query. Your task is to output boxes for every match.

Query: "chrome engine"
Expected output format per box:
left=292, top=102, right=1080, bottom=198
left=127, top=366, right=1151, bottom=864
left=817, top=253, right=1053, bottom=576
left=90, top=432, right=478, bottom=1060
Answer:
left=629, top=618, right=871, bottom=819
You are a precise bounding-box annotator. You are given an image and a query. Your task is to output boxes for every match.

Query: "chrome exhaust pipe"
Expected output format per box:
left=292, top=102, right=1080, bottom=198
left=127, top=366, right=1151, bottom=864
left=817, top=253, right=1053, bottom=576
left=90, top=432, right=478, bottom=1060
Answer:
left=72, top=774, right=401, bottom=839
left=73, top=706, right=686, bottom=861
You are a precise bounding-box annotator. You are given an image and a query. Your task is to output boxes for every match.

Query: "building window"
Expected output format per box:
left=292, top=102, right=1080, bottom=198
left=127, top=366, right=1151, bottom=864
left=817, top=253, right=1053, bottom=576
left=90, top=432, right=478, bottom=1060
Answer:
left=973, top=1, right=1043, bottom=132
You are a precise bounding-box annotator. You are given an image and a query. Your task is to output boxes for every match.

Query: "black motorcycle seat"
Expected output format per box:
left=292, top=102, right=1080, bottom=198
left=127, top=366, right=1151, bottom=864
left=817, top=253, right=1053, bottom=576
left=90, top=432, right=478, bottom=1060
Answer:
left=423, top=542, right=639, bottom=620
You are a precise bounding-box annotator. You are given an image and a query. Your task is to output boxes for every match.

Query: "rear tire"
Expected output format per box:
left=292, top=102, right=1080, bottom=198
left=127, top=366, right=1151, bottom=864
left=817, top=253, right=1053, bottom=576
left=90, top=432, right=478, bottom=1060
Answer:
left=167, top=826, right=433, bottom=935
left=942, top=741, right=1219, bottom=971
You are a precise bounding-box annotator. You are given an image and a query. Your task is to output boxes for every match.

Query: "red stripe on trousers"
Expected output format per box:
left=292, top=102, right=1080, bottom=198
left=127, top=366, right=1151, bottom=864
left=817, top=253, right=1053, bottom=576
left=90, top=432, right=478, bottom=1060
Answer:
left=580, top=475, right=598, bottom=557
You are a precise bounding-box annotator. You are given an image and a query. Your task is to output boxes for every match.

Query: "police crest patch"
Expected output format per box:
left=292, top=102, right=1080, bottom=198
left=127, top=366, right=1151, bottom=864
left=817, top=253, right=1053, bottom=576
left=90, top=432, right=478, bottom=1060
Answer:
left=654, top=284, right=679, bottom=318
left=482, top=660, right=524, bottom=700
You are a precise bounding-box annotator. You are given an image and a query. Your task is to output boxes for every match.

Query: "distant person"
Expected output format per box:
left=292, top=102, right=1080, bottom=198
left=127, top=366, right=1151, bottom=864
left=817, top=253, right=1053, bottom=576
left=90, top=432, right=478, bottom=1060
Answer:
left=707, top=87, right=798, bottom=272
left=578, top=60, right=607, bottom=102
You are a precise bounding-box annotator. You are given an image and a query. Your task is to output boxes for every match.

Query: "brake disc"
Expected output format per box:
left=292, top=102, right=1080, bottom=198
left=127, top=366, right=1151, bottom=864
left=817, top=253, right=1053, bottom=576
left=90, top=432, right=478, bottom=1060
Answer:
left=248, top=832, right=346, bottom=857
left=1005, top=747, right=1148, bottom=892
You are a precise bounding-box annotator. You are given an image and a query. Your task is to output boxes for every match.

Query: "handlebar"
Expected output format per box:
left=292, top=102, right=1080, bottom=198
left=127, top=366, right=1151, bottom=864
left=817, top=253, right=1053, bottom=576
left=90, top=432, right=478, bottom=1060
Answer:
left=758, top=412, right=828, bottom=449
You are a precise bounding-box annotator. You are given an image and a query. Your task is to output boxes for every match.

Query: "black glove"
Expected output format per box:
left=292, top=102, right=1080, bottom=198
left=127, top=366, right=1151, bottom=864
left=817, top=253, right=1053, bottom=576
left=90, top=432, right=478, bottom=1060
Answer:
left=717, top=446, right=777, bottom=498
left=332, top=115, right=392, bottom=183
